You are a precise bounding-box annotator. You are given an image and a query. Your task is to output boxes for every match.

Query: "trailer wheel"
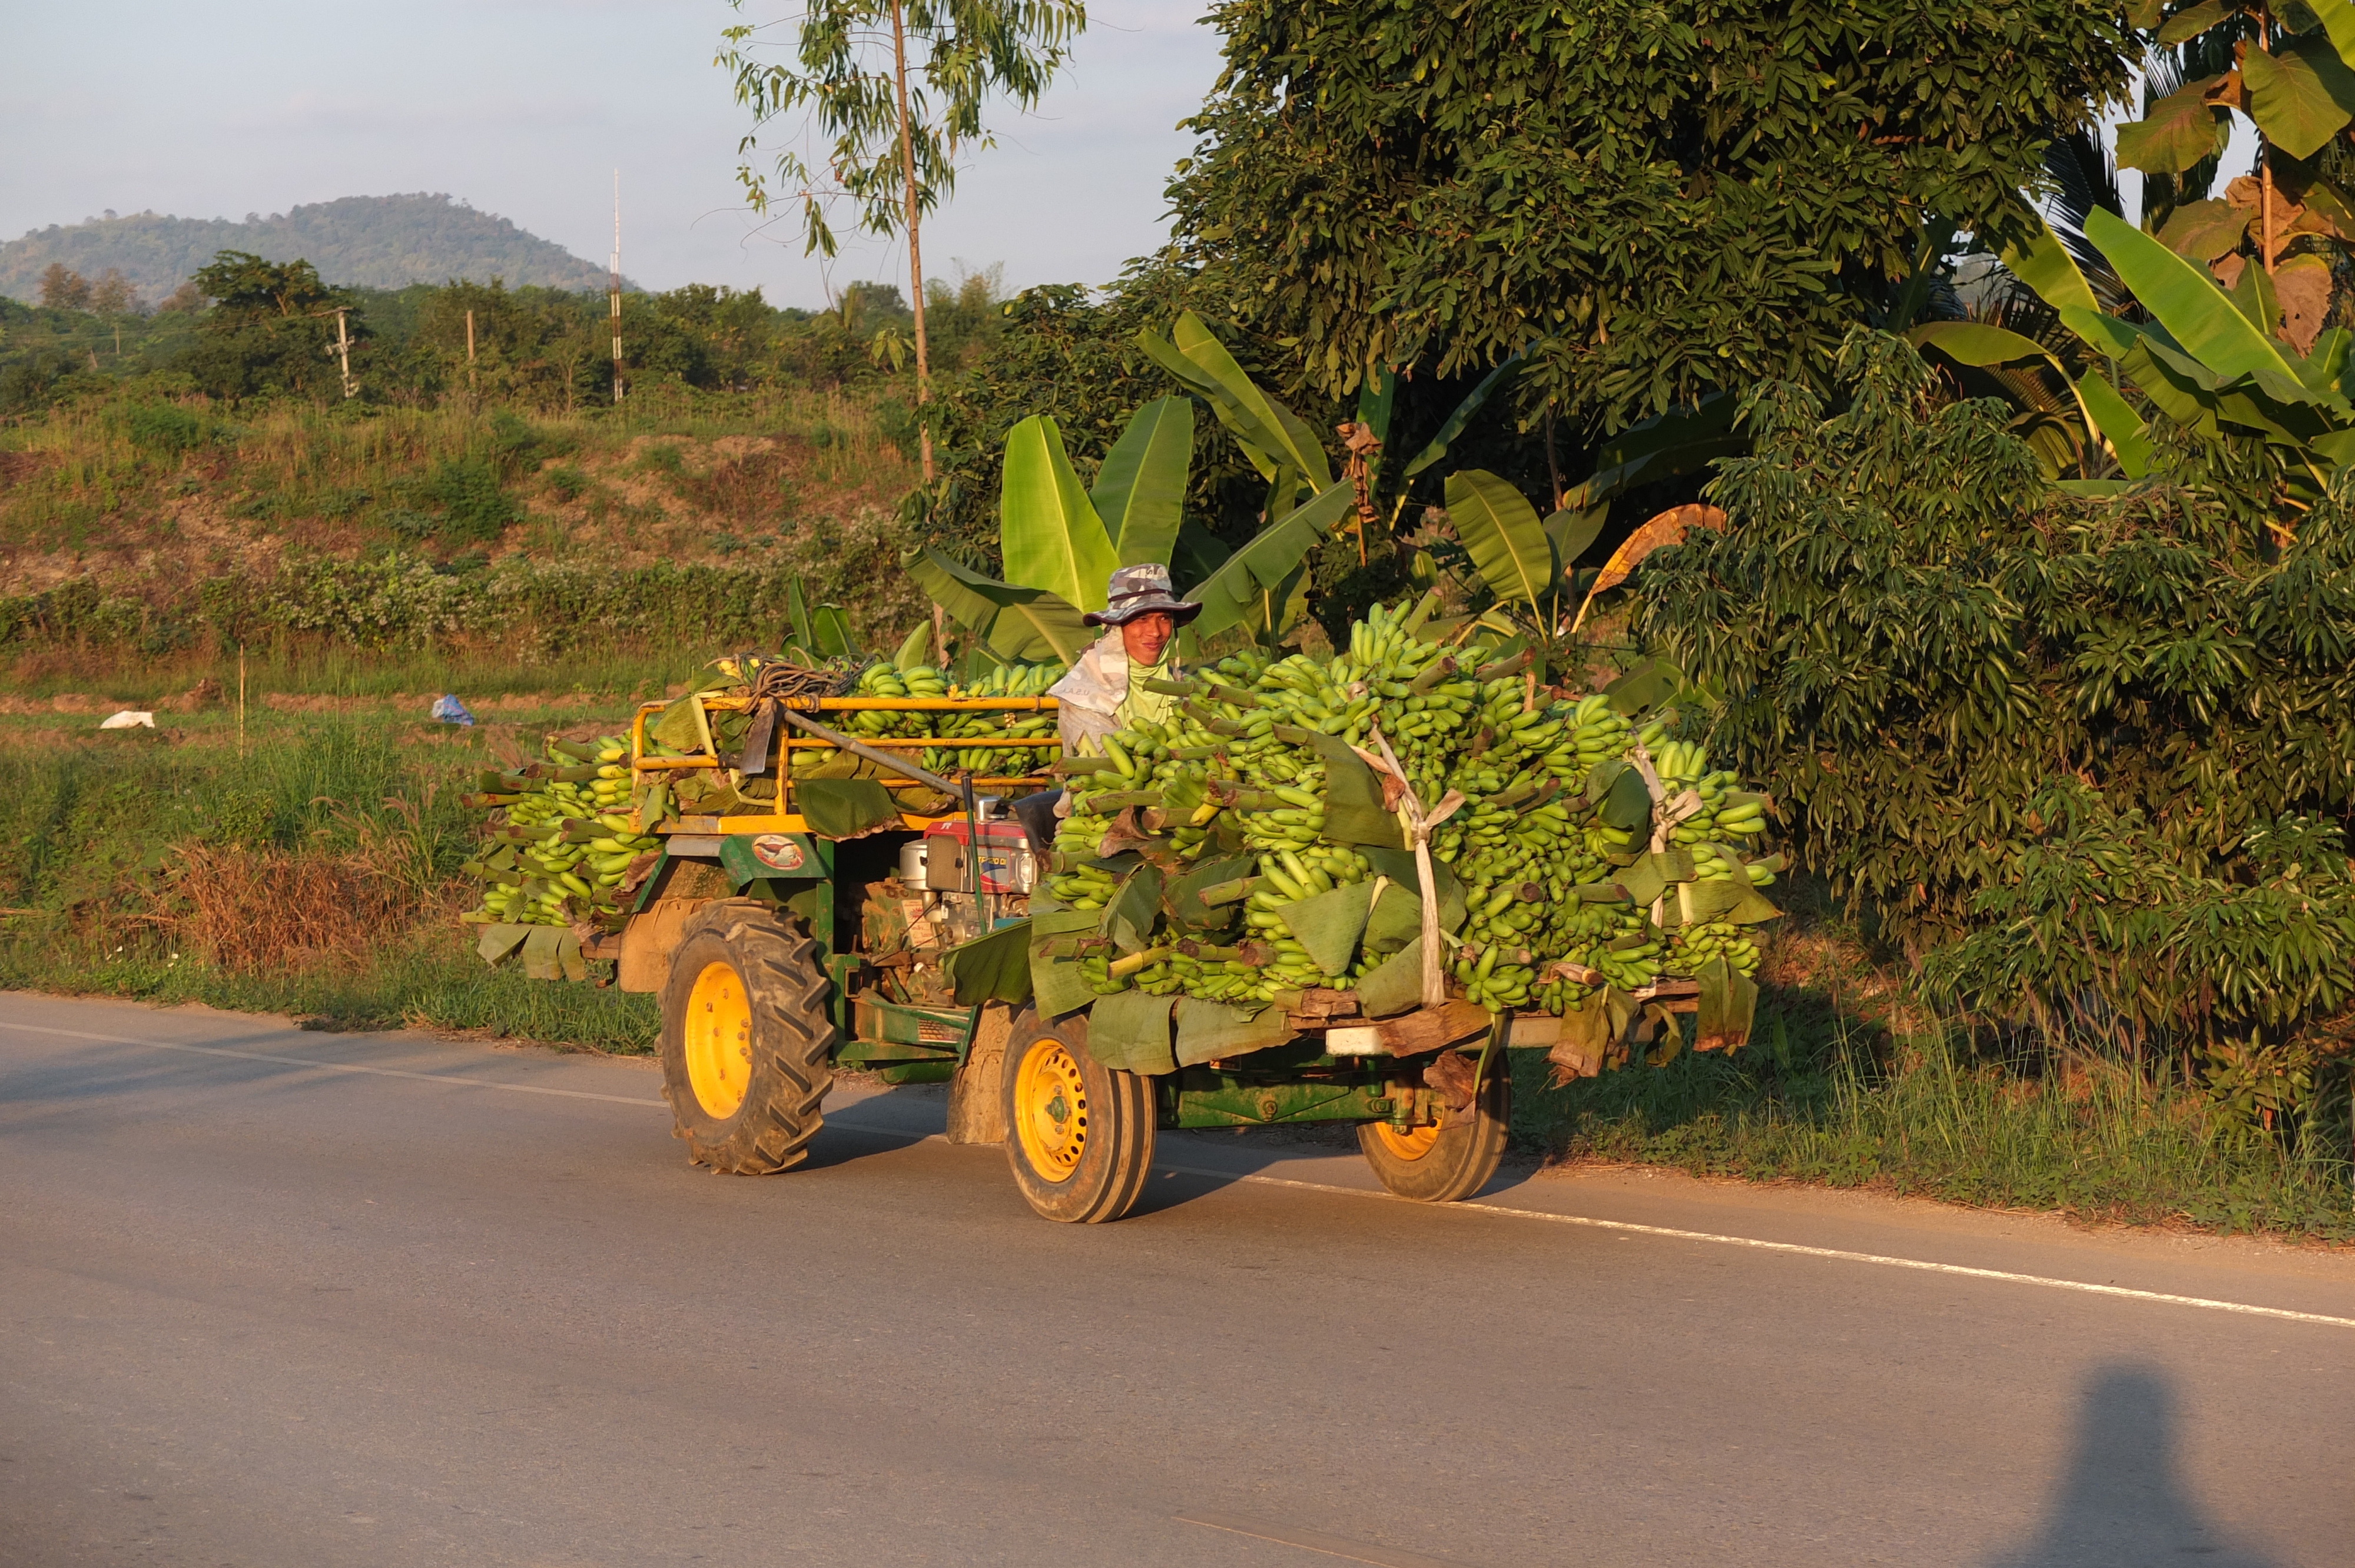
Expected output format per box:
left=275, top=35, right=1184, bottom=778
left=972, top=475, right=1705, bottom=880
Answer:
left=658, top=898, right=835, bottom=1174
left=1001, top=1010, right=1155, bottom=1223
left=1358, top=1055, right=1508, bottom=1203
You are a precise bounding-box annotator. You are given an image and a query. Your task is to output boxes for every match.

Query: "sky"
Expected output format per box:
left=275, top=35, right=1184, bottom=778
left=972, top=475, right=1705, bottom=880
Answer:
left=0, top=0, right=1228, bottom=309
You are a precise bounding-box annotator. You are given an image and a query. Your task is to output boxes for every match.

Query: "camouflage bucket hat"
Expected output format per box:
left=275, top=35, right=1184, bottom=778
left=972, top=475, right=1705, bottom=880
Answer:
left=1084, top=563, right=1203, bottom=627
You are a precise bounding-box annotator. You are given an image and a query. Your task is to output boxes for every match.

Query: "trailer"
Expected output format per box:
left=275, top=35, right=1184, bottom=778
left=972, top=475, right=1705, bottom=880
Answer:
left=608, top=687, right=1520, bottom=1223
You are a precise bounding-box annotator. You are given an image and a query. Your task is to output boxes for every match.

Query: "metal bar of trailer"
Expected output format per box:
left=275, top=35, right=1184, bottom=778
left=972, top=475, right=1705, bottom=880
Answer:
left=772, top=708, right=968, bottom=796
left=636, top=742, right=1048, bottom=773
left=643, top=696, right=1058, bottom=713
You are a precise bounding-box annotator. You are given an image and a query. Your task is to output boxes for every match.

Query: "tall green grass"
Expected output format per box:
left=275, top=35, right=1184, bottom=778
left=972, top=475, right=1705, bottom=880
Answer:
left=0, top=711, right=656, bottom=1054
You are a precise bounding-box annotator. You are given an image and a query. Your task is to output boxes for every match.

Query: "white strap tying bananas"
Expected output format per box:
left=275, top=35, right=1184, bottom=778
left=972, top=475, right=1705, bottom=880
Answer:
left=1367, top=725, right=1467, bottom=1009
left=1628, top=740, right=1706, bottom=930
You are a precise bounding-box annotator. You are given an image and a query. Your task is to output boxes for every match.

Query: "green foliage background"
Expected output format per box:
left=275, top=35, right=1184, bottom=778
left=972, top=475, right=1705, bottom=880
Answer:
left=1167, top=0, right=2133, bottom=433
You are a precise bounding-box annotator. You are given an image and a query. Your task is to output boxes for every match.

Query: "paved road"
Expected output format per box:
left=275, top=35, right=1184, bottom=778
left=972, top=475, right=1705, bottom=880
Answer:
left=3, top=994, right=2351, bottom=1568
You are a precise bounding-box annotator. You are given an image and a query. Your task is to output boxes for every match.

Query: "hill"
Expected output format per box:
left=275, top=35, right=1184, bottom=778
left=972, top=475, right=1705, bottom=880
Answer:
left=0, top=195, right=618, bottom=307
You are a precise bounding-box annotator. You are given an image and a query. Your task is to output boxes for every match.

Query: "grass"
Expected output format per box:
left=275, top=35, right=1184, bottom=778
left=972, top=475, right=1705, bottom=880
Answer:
left=0, top=383, right=914, bottom=577
left=0, top=704, right=659, bottom=1055
left=1510, top=912, right=2355, bottom=1241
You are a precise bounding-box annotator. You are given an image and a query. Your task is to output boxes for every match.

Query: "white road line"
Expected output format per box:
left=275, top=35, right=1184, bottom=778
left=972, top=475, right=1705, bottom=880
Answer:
left=1176, top=1511, right=1472, bottom=1568
left=0, top=1020, right=663, bottom=1107
left=1152, top=1163, right=2355, bottom=1332
left=12, top=1018, right=2350, bottom=1331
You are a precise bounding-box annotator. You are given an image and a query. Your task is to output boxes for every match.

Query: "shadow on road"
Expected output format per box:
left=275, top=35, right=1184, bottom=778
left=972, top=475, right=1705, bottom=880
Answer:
left=1985, top=1363, right=2280, bottom=1568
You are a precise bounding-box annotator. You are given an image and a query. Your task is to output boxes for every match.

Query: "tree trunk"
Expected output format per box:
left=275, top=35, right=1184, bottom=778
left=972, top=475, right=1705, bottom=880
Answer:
left=889, top=0, right=934, bottom=484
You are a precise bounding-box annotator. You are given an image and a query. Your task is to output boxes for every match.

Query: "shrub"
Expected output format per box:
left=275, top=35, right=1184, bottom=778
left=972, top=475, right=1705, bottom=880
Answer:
left=123, top=403, right=212, bottom=456
left=1638, top=333, right=2355, bottom=1105
left=422, top=455, right=517, bottom=545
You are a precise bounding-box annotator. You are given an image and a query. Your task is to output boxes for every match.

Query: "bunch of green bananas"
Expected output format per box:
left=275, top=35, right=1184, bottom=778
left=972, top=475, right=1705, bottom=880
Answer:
left=1043, top=592, right=1780, bottom=1015
left=1666, top=918, right=1762, bottom=978
left=462, top=735, right=662, bottom=930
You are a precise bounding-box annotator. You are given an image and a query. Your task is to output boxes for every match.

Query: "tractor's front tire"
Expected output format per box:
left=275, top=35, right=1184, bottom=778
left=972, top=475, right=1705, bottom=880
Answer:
left=658, top=899, right=835, bottom=1174
left=1001, top=1009, right=1155, bottom=1223
left=1358, top=1053, right=1509, bottom=1203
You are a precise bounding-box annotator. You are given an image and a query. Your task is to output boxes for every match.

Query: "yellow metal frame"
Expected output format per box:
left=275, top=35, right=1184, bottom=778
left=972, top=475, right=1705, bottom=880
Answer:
left=627, top=690, right=1063, bottom=837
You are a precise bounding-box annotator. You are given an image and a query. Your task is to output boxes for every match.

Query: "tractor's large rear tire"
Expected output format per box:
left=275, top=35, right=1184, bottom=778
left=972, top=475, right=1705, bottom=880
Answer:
left=1001, top=1009, right=1155, bottom=1223
left=658, top=898, right=835, bottom=1174
left=1358, top=1054, right=1508, bottom=1203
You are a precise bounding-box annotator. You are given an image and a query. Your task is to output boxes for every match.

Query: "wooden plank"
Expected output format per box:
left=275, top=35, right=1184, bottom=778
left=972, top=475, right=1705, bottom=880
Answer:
left=1374, top=1000, right=1492, bottom=1057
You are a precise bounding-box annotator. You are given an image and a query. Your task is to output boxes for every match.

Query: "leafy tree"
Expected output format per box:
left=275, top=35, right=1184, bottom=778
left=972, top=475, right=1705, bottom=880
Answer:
left=722, top=0, right=1087, bottom=481
left=37, top=264, right=89, bottom=311
left=1165, top=0, right=2134, bottom=436
left=87, top=269, right=141, bottom=315
left=175, top=251, right=363, bottom=402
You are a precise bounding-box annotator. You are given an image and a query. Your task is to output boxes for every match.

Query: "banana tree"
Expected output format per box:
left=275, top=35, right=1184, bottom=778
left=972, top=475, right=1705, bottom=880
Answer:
left=2008, top=205, right=2355, bottom=499
left=905, top=392, right=1351, bottom=660
left=2114, top=0, right=2355, bottom=329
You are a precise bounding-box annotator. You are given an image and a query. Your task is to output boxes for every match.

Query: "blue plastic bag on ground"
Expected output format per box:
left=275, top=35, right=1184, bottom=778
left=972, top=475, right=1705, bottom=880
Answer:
left=431, top=694, right=476, bottom=727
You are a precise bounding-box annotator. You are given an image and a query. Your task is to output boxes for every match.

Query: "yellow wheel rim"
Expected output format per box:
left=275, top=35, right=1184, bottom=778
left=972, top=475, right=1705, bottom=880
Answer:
left=684, top=960, right=754, bottom=1119
left=1013, top=1038, right=1089, bottom=1183
left=1371, top=1119, right=1443, bottom=1162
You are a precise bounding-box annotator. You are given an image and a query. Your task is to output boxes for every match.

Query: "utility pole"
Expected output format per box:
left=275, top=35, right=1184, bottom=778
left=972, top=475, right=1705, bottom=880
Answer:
left=324, top=307, right=357, bottom=398
left=610, top=170, right=625, bottom=406
left=466, top=308, right=477, bottom=397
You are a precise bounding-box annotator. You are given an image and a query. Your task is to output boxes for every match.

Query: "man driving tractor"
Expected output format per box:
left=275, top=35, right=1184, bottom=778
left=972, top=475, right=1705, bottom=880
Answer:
left=1011, top=564, right=1202, bottom=852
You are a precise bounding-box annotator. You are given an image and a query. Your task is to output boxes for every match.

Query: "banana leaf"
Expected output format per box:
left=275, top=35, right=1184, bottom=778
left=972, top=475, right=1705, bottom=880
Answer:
left=1357, top=367, right=1398, bottom=476
left=2230, top=257, right=2282, bottom=335
left=1402, top=351, right=1527, bottom=478
left=944, top=919, right=1034, bottom=1006
left=2001, top=216, right=2103, bottom=316
left=2083, top=208, right=2300, bottom=383
left=1172, top=996, right=1293, bottom=1067
left=1089, top=990, right=1178, bottom=1074
left=904, top=546, right=1093, bottom=663
left=2077, top=371, right=2154, bottom=479
left=1170, top=520, right=1232, bottom=587
left=1281, top=879, right=1376, bottom=977
left=1000, top=414, right=1118, bottom=613
left=1138, top=317, right=1329, bottom=501
left=1102, top=863, right=1166, bottom=955
left=1561, top=393, right=1745, bottom=509
left=894, top=622, right=932, bottom=670
left=1352, top=937, right=1425, bottom=1019
left=785, top=578, right=816, bottom=655
left=1172, top=313, right=1332, bottom=490
left=1545, top=503, right=1610, bottom=571
left=810, top=604, right=861, bottom=660
left=1092, top=396, right=1194, bottom=569
left=1905, top=322, right=2108, bottom=473
left=1694, top=956, right=1759, bottom=1053
left=1185, top=479, right=1353, bottom=642
left=2302, top=327, right=2352, bottom=392
left=1444, top=469, right=1555, bottom=609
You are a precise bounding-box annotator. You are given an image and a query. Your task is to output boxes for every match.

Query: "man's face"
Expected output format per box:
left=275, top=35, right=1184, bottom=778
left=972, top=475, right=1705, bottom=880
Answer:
left=1120, top=610, right=1177, bottom=667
